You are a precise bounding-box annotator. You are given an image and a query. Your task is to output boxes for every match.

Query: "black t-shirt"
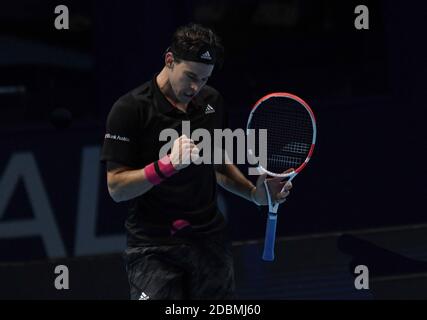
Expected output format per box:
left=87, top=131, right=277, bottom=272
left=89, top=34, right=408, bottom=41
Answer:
left=101, top=75, right=229, bottom=245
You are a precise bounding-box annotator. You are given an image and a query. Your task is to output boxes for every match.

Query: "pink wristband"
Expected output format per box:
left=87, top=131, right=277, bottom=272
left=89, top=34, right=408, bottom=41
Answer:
left=144, top=162, right=163, bottom=185
left=158, top=155, right=177, bottom=177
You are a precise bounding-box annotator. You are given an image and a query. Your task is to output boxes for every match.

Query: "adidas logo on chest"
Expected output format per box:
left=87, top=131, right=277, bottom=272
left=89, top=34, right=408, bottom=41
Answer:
left=204, top=104, right=215, bottom=114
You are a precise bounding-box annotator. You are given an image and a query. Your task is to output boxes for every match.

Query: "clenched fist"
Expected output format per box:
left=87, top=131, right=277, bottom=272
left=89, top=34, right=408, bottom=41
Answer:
left=169, top=135, right=200, bottom=170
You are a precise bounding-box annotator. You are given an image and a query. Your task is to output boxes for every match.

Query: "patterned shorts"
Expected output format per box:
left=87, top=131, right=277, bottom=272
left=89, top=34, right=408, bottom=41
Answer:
left=123, top=234, right=236, bottom=300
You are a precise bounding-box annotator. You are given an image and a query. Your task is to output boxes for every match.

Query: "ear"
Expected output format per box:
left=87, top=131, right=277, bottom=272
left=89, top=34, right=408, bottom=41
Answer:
left=165, top=52, right=174, bottom=68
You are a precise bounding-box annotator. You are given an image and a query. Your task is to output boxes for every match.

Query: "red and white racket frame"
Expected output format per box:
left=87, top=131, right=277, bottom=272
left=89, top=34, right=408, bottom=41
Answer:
left=246, top=92, right=317, bottom=180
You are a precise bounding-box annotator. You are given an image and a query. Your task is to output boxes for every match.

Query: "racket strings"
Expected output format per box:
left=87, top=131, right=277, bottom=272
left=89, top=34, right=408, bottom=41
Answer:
left=249, top=99, right=313, bottom=174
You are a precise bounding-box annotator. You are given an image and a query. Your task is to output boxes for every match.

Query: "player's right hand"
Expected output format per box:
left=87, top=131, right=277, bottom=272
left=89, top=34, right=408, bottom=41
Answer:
left=169, top=135, right=200, bottom=170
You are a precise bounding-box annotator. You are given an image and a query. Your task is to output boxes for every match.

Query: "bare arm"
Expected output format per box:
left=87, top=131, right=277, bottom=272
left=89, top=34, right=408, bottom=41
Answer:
left=215, top=164, right=293, bottom=206
left=215, top=163, right=255, bottom=203
left=107, top=135, right=198, bottom=203
left=106, top=161, right=154, bottom=202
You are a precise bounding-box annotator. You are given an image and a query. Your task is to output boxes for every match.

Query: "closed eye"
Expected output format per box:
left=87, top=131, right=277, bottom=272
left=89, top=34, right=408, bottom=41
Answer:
left=186, top=72, right=209, bottom=83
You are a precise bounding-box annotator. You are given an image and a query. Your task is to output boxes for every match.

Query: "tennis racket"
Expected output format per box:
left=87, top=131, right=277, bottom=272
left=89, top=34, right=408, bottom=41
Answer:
left=246, top=93, right=317, bottom=261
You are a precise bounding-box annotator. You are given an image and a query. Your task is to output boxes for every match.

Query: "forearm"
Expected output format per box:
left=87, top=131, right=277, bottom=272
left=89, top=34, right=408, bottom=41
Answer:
left=215, top=164, right=255, bottom=202
left=108, top=168, right=154, bottom=202
left=108, top=136, right=197, bottom=203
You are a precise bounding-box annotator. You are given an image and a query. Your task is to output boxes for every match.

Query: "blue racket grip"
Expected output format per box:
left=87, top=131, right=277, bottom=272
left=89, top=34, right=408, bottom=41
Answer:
left=262, top=213, right=278, bottom=261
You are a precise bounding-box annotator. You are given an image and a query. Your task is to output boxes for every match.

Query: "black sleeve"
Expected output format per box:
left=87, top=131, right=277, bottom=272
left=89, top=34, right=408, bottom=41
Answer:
left=213, top=92, right=230, bottom=168
left=215, top=92, right=229, bottom=130
left=100, top=95, right=142, bottom=167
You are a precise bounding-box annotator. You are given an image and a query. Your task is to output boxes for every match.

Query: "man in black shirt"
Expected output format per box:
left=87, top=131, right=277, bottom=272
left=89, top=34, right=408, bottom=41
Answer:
left=101, top=23, right=292, bottom=300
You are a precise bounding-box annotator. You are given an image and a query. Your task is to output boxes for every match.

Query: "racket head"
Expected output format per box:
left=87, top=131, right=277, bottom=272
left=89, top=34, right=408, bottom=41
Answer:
left=246, top=92, right=317, bottom=178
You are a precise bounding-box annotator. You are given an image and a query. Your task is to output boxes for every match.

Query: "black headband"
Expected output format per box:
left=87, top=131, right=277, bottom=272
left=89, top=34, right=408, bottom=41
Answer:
left=167, top=44, right=217, bottom=65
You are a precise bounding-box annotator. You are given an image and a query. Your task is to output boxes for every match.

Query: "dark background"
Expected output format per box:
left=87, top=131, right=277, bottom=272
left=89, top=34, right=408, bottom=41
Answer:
left=1, top=0, right=426, bottom=299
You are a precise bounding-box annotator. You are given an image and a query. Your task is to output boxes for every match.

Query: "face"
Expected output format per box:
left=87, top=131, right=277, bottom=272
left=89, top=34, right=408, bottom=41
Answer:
left=166, top=53, right=214, bottom=104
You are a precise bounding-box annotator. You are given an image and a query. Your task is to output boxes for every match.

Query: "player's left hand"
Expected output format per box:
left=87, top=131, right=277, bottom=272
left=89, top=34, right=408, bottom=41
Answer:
left=251, top=169, right=294, bottom=206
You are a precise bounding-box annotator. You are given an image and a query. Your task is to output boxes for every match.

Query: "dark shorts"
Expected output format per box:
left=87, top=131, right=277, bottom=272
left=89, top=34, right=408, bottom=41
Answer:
left=123, top=234, right=236, bottom=300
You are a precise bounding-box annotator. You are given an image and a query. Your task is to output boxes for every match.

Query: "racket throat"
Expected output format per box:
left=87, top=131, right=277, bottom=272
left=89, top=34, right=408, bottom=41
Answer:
left=264, top=180, right=280, bottom=214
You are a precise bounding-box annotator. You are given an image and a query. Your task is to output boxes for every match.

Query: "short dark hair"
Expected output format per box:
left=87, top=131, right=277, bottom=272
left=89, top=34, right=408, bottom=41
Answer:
left=169, top=23, right=224, bottom=67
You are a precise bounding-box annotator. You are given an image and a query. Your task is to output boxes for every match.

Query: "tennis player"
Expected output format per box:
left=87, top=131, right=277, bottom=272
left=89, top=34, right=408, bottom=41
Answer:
left=101, top=23, right=292, bottom=300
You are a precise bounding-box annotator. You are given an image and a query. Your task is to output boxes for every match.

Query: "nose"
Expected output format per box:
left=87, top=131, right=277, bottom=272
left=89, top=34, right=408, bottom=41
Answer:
left=190, top=82, right=199, bottom=93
